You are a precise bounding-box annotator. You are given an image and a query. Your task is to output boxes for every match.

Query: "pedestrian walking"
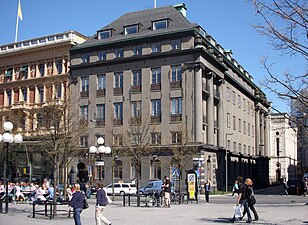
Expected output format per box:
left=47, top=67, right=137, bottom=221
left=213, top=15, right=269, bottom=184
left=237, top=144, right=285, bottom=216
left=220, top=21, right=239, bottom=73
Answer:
left=230, top=176, right=252, bottom=223
left=232, top=180, right=239, bottom=196
left=241, top=178, right=259, bottom=221
left=204, top=179, right=211, bottom=204
left=282, top=179, right=288, bottom=196
left=69, top=184, right=86, bottom=225
left=95, top=182, right=112, bottom=225
left=162, top=176, right=171, bottom=207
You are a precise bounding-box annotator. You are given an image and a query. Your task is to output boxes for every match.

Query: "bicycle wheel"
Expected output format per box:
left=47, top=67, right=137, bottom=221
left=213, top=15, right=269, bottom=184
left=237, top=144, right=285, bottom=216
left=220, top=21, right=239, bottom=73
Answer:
left=146, top=195, right=156, bottom=207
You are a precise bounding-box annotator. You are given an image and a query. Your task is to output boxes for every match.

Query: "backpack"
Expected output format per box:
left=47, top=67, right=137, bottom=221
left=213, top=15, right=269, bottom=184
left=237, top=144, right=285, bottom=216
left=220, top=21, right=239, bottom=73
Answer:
left=247, top=186, right=256, bottom=205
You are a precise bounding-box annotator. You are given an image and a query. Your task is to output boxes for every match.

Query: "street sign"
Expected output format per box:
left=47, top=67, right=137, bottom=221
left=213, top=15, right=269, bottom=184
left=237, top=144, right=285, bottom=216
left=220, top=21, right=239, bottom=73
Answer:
left=95, top=161, right=105, bottom=166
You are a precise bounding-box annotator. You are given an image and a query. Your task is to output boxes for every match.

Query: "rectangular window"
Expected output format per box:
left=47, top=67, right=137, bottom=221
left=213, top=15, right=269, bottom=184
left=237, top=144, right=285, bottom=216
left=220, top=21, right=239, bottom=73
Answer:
left=81, top=77, right=89, bottom=91
left=238, top=95, right=241, bottom=108
left=151, top=67, right=161, bottom=84
left=80, top=105, right=88, bottom=120
left=115, top=48, right=124, bottom=58
left=132, top=70, right=142, bottom=86
left=233, top=116, right=236, bottom=130
left=248, top=101, right=250, bottom=114
left=82, top=54, right=90, bottom=63
left=39, top=63, right=45, bottom=77
left=114, top=72, right=123, bottom=88
left=153, top=20, right=167, bottom=30
left=238, top=118, right=241, bottom=132
left=132, top=101, right=142, bottom=117
left=39, top=86, right=44, bottom=103
left=171, top=131, right=182, bottom=144
left=151, top=132, right=161, bottom=145
left=171, top=65, right=182, bottom=82
left=56, top=60, right=62, bottom=74
left=132, top=45, right=142, bottom=56
left=131, top=133, right=141, bottom=145
left=227, top=113, right=230, bottom=128
left=124, top=25, right=138, bottom=35
left=151, top=42, right=161, bottom=53
left=96, top=104, right=105, bottom=120
left=226, top=87, right=230, bottom=101
left=248, top=123, right=250, bottom=136
left=239, top=143, right=242, bottom=152
left=56, top=84, right=62, bottom=99
left=243, top=121, right=246, bottom=134
left=151, top=99, right=161, bottom=116
left=243, top=98, right=246, bottom=111
left=113, top=135, right=123, bottom=146
left=113, top=102, right=123, bottom=119
left=171, top=97, right=182, bottom=114
left=97, top=74, right=106, bottom=90
left=232, top=91, right=236, bottom=105
left=98, top=30, right=111, bottom=39
left=171, top=39, right=181, bottom=50
left=22, top=89, right=27, bottom=102
left=98, top=51, right=107, bottom=61
left=80, top=136, right=88, bottom=147
left=252, top=125, right=254, bottom=137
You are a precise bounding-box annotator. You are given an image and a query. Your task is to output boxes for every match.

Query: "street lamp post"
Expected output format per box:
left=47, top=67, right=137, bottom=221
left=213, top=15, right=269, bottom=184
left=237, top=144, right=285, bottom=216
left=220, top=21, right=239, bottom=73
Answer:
left=225, top=133, right=233, bottom=193
left=89, top=137, right=111, bottom=181
left=0, top=121, right=23, bottom=214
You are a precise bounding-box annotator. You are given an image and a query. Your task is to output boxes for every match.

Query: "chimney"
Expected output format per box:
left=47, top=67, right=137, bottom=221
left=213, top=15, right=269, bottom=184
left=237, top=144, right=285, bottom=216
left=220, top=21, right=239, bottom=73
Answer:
left=174, top=3, right=187, bottom=17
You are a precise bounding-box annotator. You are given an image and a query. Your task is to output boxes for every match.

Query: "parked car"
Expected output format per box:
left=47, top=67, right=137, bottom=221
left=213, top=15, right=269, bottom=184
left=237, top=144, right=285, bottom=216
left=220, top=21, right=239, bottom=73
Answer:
left=105, top=183, right=136, bottom=195
left=139, top=180, right=174, bottom=195
left=287, top=179, right=305, bottom=195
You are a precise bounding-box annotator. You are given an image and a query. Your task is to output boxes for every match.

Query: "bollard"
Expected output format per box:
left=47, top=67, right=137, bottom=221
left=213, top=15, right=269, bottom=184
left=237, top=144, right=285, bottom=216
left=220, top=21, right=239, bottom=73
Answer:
left=122, top=194, right=125, bottom=207
left=0, top=198, right=2, bottom=213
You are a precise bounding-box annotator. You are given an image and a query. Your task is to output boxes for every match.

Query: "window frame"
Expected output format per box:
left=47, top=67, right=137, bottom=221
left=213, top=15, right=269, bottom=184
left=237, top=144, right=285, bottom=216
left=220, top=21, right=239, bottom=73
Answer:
left=152, top=20, right=168, bottom=30
left=124, top=25, right=139, bottom=35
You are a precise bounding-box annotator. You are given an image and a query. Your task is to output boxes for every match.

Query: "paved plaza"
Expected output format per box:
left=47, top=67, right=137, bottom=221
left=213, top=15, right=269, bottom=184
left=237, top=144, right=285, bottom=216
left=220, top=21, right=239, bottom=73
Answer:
left=0, top=194, right=307, bottom=225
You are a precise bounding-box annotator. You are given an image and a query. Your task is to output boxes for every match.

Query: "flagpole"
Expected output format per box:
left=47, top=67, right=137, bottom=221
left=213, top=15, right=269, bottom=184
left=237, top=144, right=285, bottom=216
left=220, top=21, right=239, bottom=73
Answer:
left=154, top=0, right=156, bottom=8
left=15, top=0, right=20, bottom=42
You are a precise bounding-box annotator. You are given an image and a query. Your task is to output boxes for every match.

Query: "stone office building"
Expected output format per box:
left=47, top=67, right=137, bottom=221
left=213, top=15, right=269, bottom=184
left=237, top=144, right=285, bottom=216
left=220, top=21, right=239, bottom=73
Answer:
left=70, top=4, right=270, bottom=190
left=0, top=31, right=87, bottom=183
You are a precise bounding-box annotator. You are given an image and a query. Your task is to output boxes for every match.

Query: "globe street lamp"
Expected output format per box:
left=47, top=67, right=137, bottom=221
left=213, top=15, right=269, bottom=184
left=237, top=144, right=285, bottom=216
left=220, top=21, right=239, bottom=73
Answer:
left=0, top=121, right=23, bottom=214
left=89, top=137, right=111, bottom=181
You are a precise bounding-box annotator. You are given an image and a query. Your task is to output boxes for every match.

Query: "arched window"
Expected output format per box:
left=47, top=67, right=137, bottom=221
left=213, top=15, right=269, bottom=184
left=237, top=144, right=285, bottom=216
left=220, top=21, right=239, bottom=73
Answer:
left=150, top=159, right=161, bottom=179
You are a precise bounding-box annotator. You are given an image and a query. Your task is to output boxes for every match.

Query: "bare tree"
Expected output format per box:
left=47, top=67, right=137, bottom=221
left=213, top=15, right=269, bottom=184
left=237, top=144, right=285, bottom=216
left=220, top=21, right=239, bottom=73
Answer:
left=248, top=0, right=308, bottom=109
left=122, top=115, right=153, bottom=206
left=169, top=122, right=199, bottom=202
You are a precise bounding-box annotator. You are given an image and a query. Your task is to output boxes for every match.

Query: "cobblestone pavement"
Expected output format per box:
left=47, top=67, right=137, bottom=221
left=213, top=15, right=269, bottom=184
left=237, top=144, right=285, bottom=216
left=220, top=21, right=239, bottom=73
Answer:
left=0, top=194, right=307, bottom=225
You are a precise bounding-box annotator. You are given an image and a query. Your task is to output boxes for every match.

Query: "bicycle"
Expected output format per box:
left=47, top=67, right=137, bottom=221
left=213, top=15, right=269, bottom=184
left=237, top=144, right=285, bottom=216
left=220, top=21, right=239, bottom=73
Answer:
left=145, top=190, right=160, bottom=207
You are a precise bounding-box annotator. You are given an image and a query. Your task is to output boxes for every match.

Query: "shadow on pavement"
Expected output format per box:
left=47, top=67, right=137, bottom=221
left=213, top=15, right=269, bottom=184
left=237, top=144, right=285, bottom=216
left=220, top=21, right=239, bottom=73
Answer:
left=198, top=217, right=232, bottom=223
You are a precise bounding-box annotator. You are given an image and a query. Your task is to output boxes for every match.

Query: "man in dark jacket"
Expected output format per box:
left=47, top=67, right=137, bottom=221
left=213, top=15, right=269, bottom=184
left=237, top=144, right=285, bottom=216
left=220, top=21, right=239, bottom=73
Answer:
left=95, top=182, right=111, bottom=225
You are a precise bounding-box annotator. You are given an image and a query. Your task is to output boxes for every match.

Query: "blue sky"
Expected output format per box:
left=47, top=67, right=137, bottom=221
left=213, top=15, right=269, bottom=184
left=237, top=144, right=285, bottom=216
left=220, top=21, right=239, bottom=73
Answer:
left=0, top=0, right=306, bottom=113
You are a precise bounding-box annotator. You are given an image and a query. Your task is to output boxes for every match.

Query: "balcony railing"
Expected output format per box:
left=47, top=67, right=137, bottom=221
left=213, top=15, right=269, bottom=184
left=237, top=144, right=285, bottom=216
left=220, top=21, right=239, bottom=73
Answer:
left=131, top=85, right=142, bottom=93
left=170, top=81, right=181, bottom=89
left=151, top=83, right=161, bottom=91
left=170, top=114, right=182, bottom=122
left=114, top=87, right=123, bottom=96
left=113, top=118, right=123, bottom=126
left=95, top=119, right=105, bottom=127
left=151, top=115, right=161, bottom=123
left=80, top=91, right=89, bottom=98
left=96, top=89, right=106, bottom=97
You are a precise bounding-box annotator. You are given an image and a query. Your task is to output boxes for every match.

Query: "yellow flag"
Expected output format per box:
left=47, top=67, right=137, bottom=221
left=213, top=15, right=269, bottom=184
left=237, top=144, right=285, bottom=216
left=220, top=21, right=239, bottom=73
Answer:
left=18, top=0, right=23, bottom=21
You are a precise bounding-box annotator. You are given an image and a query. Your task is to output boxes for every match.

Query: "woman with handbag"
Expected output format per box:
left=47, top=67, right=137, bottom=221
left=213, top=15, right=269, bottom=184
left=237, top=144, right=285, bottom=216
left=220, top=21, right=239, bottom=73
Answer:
left=69, top=184, right=86, bottom=225
left=95, top=182, right=112, bottom=225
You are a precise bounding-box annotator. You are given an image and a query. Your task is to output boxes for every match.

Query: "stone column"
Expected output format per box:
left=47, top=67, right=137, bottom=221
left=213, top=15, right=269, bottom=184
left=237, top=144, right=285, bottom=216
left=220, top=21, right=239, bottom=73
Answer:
left=194, top=65, right=203, bottom=142
left=217, top=78, right=224, bottom=147
left=260, top=110, right=265, bottom=156
left=264, top=113, right=269, bottom=156
left=207, top=72, right=214, bottom=145
left=255, top=107, right=260, bottom=156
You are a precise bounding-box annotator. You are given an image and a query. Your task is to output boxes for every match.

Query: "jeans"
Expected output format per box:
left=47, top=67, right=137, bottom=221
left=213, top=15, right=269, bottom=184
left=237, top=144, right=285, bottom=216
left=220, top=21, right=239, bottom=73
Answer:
left=241, top=199, right=252, bottom=222
left=205, top=191, right=210, bottom=203
left=73, top=208, right=83, bottom=225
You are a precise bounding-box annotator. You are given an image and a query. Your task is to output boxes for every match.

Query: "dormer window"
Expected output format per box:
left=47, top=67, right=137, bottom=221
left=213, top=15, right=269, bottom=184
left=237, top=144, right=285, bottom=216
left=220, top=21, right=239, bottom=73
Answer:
left=153, top=19, right=168, bottom=30
left=124, top=25, right=138, bottom=35
left=98, top=30, right=111, bottom=39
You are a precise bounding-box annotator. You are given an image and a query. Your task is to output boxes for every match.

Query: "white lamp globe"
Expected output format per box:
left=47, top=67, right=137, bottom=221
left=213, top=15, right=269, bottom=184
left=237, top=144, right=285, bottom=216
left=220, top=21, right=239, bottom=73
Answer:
left=3, top=132, right=13, bottom=143
left=105, top=146, right=111, bottom=154
left=97, top=137, right=105, bottom=145
left=3, top=121, right=13, bottom=132
left=98, top=145, right=106, bottom=153
left=14, top=134, right=23, bottom=144
left=89, top=146, right=97, bottom=154
left=0, top=134, right=2, bottom=142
